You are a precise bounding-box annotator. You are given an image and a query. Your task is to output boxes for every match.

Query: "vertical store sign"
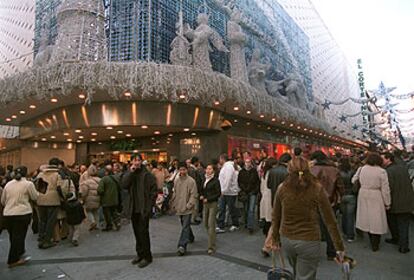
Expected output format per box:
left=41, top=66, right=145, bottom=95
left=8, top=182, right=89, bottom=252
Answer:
left=357, top=59, right=368, bottom=128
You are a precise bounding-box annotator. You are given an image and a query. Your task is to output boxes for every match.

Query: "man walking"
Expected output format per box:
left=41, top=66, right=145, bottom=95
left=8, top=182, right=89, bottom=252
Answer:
left=383, top=151, right=414, bottom=253
left=170, top=162, right=198, bottom=256
left=98, top=165, right=121, bottom=231
left=122, top=154, right=157, bottom=268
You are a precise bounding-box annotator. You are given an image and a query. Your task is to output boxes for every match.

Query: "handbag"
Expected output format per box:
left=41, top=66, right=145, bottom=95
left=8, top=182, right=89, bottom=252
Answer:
left=352, top=167, right=363, bottom=195
left=267, top=250, right=294, bottom=280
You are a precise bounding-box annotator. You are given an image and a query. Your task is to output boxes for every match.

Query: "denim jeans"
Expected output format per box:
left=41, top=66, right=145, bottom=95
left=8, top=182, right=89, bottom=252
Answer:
left=217, top=195, right=239, bottom=229
left=178, top=214, right=194, bottom=250
left=340, top=195, right=356, bottom=239
left=243, top=194, right=257, bottom=230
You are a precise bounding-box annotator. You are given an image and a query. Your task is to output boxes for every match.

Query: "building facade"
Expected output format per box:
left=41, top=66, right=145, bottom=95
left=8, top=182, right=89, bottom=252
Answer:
left=0, top=0, right=364, bottom=171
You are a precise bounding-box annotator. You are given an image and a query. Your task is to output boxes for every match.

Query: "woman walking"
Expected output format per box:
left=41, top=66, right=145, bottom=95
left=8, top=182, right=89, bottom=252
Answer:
left=272, top=157, right=345, bottom=280
left=352, top=152, right=391, bottom=251
left=200, top=164, right=221, bottom=254
left=80, top=165, right=101, bottom=231
left=1, top=166, right=39, bottom=268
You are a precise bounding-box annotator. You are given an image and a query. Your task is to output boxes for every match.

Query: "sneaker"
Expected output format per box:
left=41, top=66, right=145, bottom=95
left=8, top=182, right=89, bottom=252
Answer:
left=39, top=241, right=56, bottom=249
left=385, top=238, right=399, bottom=245
left=399, top=247, right=410, bottom=254
left=177, top=246, right=185, bottom=256
left=8, top=258, right=27, bottom=268
left=137, top=259, right=152, bottom=268
left=72, top=240, right=79, bottom=247
left=347, top=238, right=355, bottom=243
left=229, top=226, right=239, bottom=232
left=131, top=257, right=142, bottom=265
left=215, top=227, right=226, bottom=234
left=207, top=249, right=215, bottom=255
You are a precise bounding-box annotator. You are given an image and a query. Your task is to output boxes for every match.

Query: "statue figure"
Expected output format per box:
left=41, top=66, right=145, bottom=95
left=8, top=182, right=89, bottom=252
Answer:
left=308, top=98, right=326, bottom=119
left=184, top=13, right=229, bottom=71
left=248, top=48, right=270, bottom=93
left=284, top=73, right=308, bottom=110
left=265, top=79, right=286, bottom=99
left=34, top=15, right=53, bottom=66
left=170, top=9, right=192, bottom=66
left=227, top=9, right=248, bottom=82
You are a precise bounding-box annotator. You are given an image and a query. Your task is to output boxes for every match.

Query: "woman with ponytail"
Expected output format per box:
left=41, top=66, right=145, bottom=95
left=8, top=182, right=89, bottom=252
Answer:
left=1, top=166, right=39, bottom=268
left=271, top=157, right=345, bottom=280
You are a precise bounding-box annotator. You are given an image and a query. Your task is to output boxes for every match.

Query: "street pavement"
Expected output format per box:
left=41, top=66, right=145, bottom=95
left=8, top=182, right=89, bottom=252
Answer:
left=0, top=215, right=413, bottom=280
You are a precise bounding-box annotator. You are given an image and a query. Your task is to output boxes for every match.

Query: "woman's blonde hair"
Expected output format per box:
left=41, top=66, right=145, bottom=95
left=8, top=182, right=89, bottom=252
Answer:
left=285, top=157, right=318, bottom=191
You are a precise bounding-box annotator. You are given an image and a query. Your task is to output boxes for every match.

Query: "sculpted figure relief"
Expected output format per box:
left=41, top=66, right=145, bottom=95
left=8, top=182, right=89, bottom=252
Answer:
left=34, top=17, right=53, bottom=66
left=284, top=73, right=309, bottom=110
left=170, top=10, right=192, bottom=66
left=227, top=9, right=248, bottom=82
left=248, top=48, right=270, bottom=93
left=184, top=13, right=229, bottom=71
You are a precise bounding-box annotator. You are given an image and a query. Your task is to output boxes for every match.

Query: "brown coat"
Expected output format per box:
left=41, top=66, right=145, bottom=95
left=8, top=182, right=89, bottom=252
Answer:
left=272, top=183, right=344, bottom=252
left=170, top=175, right=198, bottom=216
left=311, top=163, right=344, bottom=205
left=80, top=176, right=101, bottom=210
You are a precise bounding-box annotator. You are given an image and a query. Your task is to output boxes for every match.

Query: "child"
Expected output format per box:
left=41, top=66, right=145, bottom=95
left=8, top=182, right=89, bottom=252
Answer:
left=64, top=192, right=85, bottom=246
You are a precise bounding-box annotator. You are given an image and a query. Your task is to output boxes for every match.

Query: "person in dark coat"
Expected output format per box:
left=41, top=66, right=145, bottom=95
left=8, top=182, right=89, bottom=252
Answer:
left=237, top=157, right=260, bottom=233
left=267, top=153, right=291, bottom=203
left=200, top=164, right=221, bottom=254
left=383, top=152, right=414, bottom=253
left=122, top=154, right=157, bottom=268
left=310, top=151, right=345, bottom=260
left=63, top=192, right=85, bottom=246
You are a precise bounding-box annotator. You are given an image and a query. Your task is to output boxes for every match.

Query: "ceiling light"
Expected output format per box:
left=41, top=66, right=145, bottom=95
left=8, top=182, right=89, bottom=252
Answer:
left=78, top=94, right=86, bottom=99
left=51, top=98, right=58, bottom=103
left=141, top=125, right=148, bottom=129
left=246, top=122, right=251, bottom=126
left=67, top=139, right=72, bottom=142
left=281, top=121, right=286, bottom=125
left=233, top=106, right=239, bottom=111
left=5, top=118, right=11, bottom=122
left=183, top=128, right=190, bottom=132
left=126, top=133, right=132, bottom=137
left=91, top=138, right=96, bottom=142
left=11, top=115, right=17, bottom=119
left=214, top=101, right=220, bottom=105
left=260, top=114, right=264, bottom=118
left=50, top=136, right=56, bottom=139
left=271, top=118, right=276, bottom=122
left=124, top=92, right=132, bottom=97
left=234, top=119, right=238, bottom=123
left=117, top=130, right=123, bottom=134
left=191, top=132, right=196, bottom=136
left=91, top=132, right=98, bottom=136
left=19, top=110, right=26, bottom=115
left=63, top=132, right=70, bottom=136
left=106, top=126, right=113, bottom=130
left=110, top=136, right=116, bottom=139
left=154, top=131, right=160, bottom=135
left=78, top=135, right=84, bottom=139
left=98, top=142, right=102, bottom=145
left=76, top=140, right=82, bottom=143
left=179, top=94, right=186, bottom=99
left=289, top=123, right=294, bottom=127
left=75, top=129, right=82, bottom=133
left=41, top=138, right=47, bottom=141
left=247, top=110, right=251, bottom=114
left=29, top=105, right=36, bottom=109
left=168, top=133, right=173, bottom=137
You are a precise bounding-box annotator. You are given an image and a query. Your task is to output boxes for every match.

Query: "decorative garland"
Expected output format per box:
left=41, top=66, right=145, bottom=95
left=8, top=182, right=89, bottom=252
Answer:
left=0, top=61, right=335, bottom=134
left=321, top=96, right=376, bottom=110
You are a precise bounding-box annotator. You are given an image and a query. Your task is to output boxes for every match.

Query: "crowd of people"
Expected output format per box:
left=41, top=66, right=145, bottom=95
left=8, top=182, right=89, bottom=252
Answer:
left=1, top=147, right=414, bottom=279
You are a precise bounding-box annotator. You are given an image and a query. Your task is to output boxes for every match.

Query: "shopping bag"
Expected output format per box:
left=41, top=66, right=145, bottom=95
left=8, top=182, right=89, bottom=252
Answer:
left=267, top=250, right=294, bottom=280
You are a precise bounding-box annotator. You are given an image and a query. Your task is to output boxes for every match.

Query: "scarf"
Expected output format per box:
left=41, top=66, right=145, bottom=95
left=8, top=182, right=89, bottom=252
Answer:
left=204, top=173, right=214, bottom=188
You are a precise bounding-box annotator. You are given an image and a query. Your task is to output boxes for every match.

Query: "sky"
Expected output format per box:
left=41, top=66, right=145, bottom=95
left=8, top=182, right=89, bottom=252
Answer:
left=311, top=0, right=414, bottom=96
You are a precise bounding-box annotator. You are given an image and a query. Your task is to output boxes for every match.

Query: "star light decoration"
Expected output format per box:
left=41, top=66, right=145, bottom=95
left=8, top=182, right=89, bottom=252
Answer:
left=339, top=115, right=348, bottom=123
left=352, top=124, right=359, bottom=130
left=321, top=99, right=331, bottom=110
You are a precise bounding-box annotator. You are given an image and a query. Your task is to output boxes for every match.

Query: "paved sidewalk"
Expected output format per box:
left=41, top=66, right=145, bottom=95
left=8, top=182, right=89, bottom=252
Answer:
left=0, top=215, right=413, bottom=280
